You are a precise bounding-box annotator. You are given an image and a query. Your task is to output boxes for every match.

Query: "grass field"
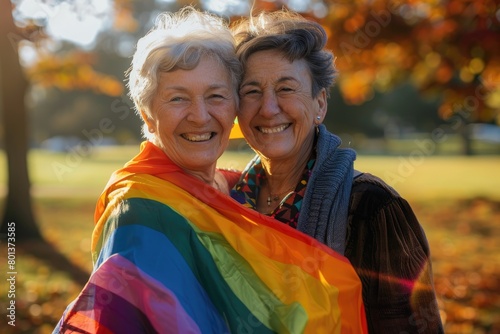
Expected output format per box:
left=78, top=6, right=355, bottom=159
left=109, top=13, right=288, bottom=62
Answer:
left=1, top=146, right=499, bottom=333
left=1, top=145, right=499, bottom=200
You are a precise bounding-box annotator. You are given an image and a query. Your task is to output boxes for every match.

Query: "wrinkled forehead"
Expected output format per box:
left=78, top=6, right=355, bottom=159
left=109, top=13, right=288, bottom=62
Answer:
left=242, top=50, right=311, bottom=85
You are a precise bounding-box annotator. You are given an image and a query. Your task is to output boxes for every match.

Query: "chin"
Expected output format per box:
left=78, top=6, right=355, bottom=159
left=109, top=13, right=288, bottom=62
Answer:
left=257, top=146, right=290, bottom=160
left=191, top=153, right=221, bottom=166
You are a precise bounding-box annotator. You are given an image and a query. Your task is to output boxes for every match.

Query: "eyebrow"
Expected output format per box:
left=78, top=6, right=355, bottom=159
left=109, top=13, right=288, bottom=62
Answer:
left=162, top=84, right=231, bottom=91
left=277, top=76, right=299, bottom=83
left=241, top=76, right=299, bottom=88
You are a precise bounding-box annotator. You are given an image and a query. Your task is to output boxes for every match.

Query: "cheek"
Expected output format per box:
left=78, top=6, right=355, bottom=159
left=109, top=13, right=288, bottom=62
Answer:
left=238, top=100, right=257, bottom=120
left=236, top=108, right=253, bottom=129
left=155, top=118, right=173, bottom=134
left=236, top=116, right=255, bottom=140
left=217, top=106, right=237, bottom=132
left=222, top=119, right=236, bottom=134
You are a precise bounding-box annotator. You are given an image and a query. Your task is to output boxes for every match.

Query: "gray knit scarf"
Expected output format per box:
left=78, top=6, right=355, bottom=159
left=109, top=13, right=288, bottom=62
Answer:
left=296, top=125, right=356, bottom=255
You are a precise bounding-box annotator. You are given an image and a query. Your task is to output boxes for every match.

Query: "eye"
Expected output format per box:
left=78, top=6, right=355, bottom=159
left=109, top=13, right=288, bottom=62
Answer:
left=209, top=94, right=227, bottom=100
left=169, top=96, right=185, bottom=102
left=240, top=88, right=260, bottom=97
left=278, top=86, right=294, bottom=93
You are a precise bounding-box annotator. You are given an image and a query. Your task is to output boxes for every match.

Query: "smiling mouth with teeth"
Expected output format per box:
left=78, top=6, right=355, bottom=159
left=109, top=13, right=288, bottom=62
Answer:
left=258, top=123, right=291, bottom=134
left=182, top=132, right=215, bottom=142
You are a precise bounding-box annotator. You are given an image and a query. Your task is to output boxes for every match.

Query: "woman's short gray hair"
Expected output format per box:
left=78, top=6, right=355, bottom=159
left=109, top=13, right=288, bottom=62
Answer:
left=232, top=10, right=336, bottom=98
left=127, top=6, right=242, bottom=121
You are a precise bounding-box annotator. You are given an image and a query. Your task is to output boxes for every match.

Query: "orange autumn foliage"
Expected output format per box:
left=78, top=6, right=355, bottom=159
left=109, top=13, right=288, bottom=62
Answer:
left=245, top=0, right=500, bottom=124
left=27, top=51, right=123, bottom=97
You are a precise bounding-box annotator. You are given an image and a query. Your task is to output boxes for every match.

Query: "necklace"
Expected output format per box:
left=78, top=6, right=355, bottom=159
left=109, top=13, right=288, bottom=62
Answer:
left=267, top=187, right=295, bottom=206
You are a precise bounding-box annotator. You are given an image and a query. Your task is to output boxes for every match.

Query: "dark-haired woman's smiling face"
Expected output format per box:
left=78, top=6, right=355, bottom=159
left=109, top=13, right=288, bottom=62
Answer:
left=238, top=49, right=326, bottom=161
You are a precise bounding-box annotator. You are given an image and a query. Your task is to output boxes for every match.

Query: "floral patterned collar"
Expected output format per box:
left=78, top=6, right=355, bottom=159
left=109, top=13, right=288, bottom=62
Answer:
left=231, top=154, right=316, bottom=229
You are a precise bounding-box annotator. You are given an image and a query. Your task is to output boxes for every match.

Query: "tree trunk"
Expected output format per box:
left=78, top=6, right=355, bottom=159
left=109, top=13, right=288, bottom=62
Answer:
left=0, top=0, right=42, bottom=240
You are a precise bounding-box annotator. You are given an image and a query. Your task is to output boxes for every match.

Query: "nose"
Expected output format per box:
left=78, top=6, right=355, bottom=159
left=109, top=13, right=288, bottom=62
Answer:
left=259, top=91, right=280, bottom=118
left=186, top=99, right=211, bottom=124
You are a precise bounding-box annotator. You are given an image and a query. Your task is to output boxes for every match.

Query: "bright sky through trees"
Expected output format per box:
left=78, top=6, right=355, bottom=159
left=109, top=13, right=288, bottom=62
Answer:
left=12, top=0, right=325, bottom=48
left=14, top=0, right=113, bottom=47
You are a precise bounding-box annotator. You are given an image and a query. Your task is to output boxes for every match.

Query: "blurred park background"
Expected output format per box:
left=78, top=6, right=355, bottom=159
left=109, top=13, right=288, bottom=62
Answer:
left=1, top=0, right=499, bottom=333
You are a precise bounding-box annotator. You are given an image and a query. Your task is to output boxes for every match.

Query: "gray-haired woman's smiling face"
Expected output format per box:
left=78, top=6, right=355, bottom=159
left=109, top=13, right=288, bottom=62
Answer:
left=145, top=55, right=237, bottom=172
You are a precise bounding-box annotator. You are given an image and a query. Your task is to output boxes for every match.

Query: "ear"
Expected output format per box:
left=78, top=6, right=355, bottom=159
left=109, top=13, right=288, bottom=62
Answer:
left=315, top=88, right=327, bottom=120
left=140, top=110, right=155, bottom=132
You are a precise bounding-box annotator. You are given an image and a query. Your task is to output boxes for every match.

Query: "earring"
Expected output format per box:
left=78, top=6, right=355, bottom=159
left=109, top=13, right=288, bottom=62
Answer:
left=316, top=116, right=321, bottom=120
left=148, top=127, right=155, bottom=133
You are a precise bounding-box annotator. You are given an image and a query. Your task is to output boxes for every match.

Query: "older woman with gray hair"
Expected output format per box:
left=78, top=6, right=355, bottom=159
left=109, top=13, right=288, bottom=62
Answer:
left=231, top=10, right=444, bottom=333
left=53, top=7, right=368, bottom=334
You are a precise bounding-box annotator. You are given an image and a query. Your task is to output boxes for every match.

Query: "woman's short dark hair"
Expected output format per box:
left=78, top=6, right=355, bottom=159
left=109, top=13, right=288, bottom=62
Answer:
left=232, top=10, right=337, bottom=97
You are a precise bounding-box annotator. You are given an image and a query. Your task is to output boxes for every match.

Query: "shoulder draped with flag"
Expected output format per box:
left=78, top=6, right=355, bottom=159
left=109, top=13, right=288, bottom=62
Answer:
left=54, top=141, right=367, bottom=334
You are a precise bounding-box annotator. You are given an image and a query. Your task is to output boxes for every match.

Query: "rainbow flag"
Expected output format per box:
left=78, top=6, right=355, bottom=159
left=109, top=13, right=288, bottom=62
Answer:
left=55, top=142, right=367, bottom=333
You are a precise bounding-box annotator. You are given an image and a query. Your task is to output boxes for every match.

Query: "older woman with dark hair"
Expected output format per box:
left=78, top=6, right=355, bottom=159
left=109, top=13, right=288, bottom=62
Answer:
left=53, top=7, right=368, bottom=333
left=231, top=10, right=444, bottom=333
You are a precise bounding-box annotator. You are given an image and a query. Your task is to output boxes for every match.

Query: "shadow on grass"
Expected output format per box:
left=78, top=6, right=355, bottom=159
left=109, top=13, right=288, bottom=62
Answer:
left=19, top=238, right=90, bottom=286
